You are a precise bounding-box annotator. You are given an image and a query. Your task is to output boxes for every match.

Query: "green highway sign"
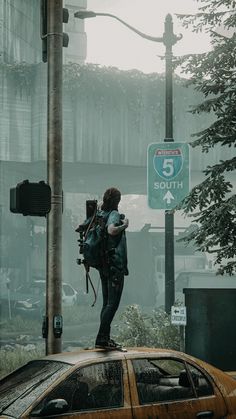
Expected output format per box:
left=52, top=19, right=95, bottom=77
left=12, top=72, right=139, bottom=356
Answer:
left=147, top=142, right=190, bottom=210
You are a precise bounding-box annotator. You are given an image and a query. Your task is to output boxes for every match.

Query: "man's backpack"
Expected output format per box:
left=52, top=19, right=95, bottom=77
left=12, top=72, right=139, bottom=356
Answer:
left=76, top=202, right=110, bottom=306
left=82, top=212, right=110, bottom=269
left=76, top=201, right=110, bottom=270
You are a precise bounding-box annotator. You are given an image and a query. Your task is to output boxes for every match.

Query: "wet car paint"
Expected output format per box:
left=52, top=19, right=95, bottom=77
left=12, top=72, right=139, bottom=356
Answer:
left=1, top=348, right=236, bottom=418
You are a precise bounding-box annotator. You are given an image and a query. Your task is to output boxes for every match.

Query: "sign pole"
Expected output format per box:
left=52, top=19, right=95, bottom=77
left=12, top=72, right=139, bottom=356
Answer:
left=170, top=306, right=187, bottom=351
left=147, top=16, right=184, bottom=313
left=180, top=325, right=185, bottom=352
left=164, top=15, right=175, bottom=314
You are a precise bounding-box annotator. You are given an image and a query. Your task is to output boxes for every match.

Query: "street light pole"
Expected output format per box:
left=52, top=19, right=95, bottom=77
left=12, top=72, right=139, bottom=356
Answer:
left=74, top=10, right=182, bottom=314
left=163, top=14, right=177, bottom=314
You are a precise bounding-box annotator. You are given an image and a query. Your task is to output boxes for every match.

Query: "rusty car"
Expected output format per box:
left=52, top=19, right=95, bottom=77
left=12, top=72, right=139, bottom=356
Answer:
left=1, top=347, right=236, bottom=418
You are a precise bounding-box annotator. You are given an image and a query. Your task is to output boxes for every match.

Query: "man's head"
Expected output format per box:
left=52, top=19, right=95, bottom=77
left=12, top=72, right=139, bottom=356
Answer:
left=102, top=187, right=121, bottom=211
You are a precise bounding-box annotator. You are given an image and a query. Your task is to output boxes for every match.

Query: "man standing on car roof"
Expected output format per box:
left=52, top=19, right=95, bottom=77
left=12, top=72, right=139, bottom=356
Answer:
left=95, top=187, right=129, bottom=350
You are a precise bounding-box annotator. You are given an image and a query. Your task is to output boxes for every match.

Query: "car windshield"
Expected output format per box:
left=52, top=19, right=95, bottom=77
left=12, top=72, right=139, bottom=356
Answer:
left=0, top=360, right=71, bottom=417
left=63, top=284, right=75, bottom=296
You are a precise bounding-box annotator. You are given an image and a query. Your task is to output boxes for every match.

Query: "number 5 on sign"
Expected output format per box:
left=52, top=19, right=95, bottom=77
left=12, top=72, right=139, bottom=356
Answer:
left=163, top=159, right=174, bottom=177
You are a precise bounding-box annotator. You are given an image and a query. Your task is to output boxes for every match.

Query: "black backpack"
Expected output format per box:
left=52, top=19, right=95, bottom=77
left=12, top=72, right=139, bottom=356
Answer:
left=76, top=202, right=111, bottom=306
left=79, top=209, right=110, bottom=270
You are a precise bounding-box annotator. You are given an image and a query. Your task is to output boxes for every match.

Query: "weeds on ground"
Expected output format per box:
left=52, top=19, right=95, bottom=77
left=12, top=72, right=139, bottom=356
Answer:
left=1, top=315, right=41, bottom=334
left=0, top=347, right=44, bottom=379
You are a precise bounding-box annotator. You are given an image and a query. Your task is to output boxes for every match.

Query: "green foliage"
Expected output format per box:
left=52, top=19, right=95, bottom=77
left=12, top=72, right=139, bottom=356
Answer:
left=0, top=61, right=190, bottom=135
left=63, top=63, right=166, bottom=130
left=176, top=0, right=236, bottom=275
left=116, top=305, right=181, bottom=350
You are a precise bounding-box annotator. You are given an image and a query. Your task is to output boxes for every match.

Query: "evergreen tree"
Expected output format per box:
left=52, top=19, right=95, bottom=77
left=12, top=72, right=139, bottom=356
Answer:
left=176, top=0, right=236, bottom=275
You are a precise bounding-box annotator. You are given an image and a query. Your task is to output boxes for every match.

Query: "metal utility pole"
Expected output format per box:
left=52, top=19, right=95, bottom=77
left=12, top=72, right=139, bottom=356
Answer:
left=46, top=0, right=63, bottom=354
left=163, top=14, right=179, bottom=314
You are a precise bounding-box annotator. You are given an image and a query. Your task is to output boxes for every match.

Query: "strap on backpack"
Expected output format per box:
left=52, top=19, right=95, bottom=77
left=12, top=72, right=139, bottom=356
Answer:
left=84, top=206, right=98, bottom=306
left=84, top=207, right=97, bottom=240
left=85, top=265, right=97, bottom=307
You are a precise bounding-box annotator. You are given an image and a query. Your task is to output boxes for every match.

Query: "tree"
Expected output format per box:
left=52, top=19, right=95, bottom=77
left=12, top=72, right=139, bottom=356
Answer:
left=176, top=0, right=236, bottom=275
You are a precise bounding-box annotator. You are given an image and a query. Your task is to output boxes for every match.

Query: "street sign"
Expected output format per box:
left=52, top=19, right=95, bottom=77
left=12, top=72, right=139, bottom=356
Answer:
left=147, top=142, right=190, bottom=209
left=171, top=306, right=187, bottom=326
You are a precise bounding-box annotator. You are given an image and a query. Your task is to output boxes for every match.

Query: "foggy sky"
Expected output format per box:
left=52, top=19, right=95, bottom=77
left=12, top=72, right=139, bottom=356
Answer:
left=85, top=0, right=211, bottom=74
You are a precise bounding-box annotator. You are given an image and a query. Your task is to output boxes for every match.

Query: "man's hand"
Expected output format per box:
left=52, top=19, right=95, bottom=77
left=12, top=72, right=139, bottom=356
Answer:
left=122, top=218, right=129, bottom=229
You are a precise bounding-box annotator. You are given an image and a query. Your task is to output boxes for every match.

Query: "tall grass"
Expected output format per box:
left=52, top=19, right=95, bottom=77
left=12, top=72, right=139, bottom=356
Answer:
left=0, top=347, right=44, bottom=379
left=1, top=315, right=41, bottom=334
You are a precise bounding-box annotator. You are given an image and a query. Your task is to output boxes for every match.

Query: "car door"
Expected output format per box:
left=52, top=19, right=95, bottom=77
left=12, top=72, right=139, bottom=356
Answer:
left=127, top=356, right=228, bottom=419
left=29, top=359, right=132, bottom=419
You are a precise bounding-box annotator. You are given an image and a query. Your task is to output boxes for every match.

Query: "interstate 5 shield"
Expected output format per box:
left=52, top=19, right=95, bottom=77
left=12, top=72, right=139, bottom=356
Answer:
left=147, top=142, right=190, bottom=210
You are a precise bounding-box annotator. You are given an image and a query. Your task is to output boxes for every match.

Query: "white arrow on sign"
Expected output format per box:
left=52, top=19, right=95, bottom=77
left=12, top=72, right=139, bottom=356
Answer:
left=163, top=191, right=174, bottom=204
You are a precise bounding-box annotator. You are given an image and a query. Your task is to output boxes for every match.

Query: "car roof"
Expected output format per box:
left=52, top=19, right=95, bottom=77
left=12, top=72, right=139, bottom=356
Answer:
left=41, top=347, right=192, bottom=366
left=35, top=348, right=236, bottom=388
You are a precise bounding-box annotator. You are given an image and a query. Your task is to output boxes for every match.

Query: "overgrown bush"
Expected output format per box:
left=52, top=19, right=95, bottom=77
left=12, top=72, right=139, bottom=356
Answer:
left=116, top=305, right=181, bottom=350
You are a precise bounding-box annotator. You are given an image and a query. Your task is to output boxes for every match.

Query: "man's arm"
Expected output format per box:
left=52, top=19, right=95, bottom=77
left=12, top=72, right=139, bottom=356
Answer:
left=107, top=218, right=129, bottom=236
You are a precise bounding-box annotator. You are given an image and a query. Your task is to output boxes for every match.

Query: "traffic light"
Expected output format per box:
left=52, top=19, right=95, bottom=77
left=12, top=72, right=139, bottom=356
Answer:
left=62, top=8, right=69, bottom=48
left=10, top=180, right=51, bottom=217
left=40, top=0, right=69, bottom=63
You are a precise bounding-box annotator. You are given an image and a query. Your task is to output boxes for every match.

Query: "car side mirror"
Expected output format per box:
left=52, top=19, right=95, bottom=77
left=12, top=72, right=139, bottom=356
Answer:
left=31, top=399, right=69, bottom=417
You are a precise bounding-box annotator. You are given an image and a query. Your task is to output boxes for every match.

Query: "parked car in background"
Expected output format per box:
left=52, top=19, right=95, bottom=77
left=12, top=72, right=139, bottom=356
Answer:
left=62, top=282, right=79, bottom=306
left=0, top=279, right=79, bottom=319
left=1, top=347, right=236, bottom=418
left=30, top=279, right=79, bottom=307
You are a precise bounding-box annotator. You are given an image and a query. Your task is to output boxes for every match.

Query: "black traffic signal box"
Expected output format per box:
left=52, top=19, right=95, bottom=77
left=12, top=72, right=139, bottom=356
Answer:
left=10, top=180, right=51, bottom=216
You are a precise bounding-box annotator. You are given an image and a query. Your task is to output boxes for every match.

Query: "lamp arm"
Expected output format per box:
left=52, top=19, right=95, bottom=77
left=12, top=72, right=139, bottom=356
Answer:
left=95, top=12, right=163, bottom=43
